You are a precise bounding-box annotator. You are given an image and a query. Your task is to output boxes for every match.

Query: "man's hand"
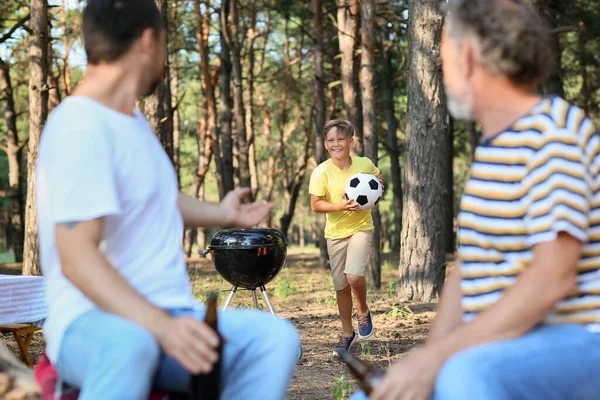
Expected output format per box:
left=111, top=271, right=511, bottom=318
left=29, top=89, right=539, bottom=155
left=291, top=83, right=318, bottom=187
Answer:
left=370, top=346, right=443, bottom=400
left=338, top=198, right=360, bottom=212
left=221, top=188, right=274, bottom=228
left=156, top=315, right=221, bottom=374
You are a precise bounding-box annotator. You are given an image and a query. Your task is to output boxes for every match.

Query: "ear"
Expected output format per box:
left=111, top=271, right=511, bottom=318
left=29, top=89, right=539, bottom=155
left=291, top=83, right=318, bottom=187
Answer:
left=139, top=28, right=157, bottom=56
left=460, top=39, right=476, bottom=82
left=348, top=136, right=354, bottom=146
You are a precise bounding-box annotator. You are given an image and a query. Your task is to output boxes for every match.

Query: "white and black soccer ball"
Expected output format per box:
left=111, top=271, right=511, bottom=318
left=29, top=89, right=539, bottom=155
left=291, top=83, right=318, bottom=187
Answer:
left=344, top=173, right=383, bottom=211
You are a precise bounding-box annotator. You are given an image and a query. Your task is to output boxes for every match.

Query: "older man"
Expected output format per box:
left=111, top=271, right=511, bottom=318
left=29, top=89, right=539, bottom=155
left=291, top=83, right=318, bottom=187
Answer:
left=352, top=1, right=600, bottom=399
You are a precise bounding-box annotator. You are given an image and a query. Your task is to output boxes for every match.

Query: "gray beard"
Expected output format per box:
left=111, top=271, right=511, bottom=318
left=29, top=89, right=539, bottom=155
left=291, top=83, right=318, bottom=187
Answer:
left=447, top=92, right=473, bottom=121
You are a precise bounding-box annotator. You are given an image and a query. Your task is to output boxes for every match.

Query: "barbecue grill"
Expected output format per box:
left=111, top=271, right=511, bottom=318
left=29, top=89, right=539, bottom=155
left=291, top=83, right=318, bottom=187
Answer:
left=198, top=227, right=287, bottom=315
left=198, top=227, right=302, bottom=361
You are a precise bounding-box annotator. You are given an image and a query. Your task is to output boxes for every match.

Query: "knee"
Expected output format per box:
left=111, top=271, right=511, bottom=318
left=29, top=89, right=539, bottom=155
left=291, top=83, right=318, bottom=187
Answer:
left=434, top=351, right=505, bottom=400
left=256, top=314, right=300, bottom=356
left=346, top=274, right=364, bottom=287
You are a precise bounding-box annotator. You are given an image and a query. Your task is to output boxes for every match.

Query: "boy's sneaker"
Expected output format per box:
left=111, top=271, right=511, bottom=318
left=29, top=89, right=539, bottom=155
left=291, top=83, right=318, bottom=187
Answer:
left=333, top=331, right=357, bottom=356
left=357, top=310, right=374, bottom=339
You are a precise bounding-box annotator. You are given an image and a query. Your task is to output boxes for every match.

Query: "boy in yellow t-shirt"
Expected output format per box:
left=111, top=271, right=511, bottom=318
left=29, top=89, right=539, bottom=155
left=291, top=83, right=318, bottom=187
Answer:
left=309, top=119, right=384, bottom=356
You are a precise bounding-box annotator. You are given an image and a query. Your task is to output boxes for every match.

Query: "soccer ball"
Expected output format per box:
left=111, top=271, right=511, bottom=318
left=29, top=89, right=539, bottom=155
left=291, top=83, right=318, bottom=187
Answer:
left=344, top=173, right=382, bottom=211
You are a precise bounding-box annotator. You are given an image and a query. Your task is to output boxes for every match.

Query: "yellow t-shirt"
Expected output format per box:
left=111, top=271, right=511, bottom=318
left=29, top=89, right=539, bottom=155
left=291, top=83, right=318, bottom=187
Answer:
left=309, top=156, right=381, bottom=240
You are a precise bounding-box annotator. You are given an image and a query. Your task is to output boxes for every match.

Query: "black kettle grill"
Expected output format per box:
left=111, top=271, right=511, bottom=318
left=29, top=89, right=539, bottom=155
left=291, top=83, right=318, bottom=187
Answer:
left=197, top=228, right=287, bottom=316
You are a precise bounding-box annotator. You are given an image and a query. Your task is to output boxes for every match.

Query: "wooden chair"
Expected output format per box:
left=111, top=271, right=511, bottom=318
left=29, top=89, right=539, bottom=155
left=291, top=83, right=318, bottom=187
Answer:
left=0, top=323, right=42, bottom=367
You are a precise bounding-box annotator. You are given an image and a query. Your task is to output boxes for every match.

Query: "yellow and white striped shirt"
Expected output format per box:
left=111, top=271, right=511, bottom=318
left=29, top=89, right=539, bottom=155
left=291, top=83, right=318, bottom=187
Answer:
left=457, top=96, right=600, bottom=330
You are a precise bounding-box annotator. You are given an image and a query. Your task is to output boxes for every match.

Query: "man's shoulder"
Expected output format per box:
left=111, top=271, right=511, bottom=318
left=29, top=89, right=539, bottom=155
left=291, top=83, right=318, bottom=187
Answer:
left=353, top=156, right=376, bottom=169
left=312, top=159, right=332, bottom=175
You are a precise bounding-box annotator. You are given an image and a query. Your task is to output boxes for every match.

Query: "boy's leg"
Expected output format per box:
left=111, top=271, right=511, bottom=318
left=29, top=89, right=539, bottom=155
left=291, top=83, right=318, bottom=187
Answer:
left=345, top=230, right=373, bottom=338
left=56, top=309, right=161, bottom=400
left=327, top=237, right=355, bottom=338
left=154, top=306, right=300, bottom=400
left=434, top=324, right=600, bottom=400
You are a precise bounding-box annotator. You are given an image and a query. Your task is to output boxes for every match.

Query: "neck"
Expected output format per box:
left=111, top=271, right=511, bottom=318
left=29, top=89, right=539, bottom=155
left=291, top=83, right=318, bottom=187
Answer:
left=332, top=156, right=352, bottom=170
left=72, top=62, right=142, bottom=116
left=473, top=79, right=542, bottom=139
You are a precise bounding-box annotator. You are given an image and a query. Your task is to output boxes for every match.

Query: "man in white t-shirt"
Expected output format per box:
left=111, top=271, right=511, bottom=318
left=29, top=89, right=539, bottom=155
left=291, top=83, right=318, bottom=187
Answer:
left=35, top=0, right=299, bottom=398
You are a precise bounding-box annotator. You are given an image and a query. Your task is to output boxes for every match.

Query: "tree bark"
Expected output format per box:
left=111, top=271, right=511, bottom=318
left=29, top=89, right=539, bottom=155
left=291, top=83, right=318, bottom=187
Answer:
left=359, top=0, right=380, bottom=289
left=196, top=0, right=225, bottom=199
left=23, top=0, right=49, bottom=276
left=577, top=19, right=590, bottom=114
left=313, top=0, right=329, bottom=269
left=398, top=0, right=452, bottom=301
left=146, top=0, right=174, bottom=162
left=337, top=0, right=363, bottom=155
left=170, top=1, right=181, bottom=182
left=380, top=25, right=402, bottom=254
left=61, top=0, right=73, bottom=96
left=245, top=0, right=259, bottom=200
left=219, top=0, right=235, bottom=195
left=228, top=0, right=251, bottom=196
left=0, top=58, right=25, bottom=262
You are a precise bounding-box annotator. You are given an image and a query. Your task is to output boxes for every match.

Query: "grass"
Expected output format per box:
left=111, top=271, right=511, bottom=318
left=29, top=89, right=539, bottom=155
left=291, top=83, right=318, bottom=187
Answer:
left=332, top=375, right=354, bottom=400
left=0, top=250, right=15, bottom=264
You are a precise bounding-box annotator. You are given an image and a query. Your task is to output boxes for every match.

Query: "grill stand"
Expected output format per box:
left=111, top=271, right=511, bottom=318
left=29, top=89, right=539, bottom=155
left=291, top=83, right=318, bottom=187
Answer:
left=220, top=284, right=302, bottom=362
left=221, top=285, right=276, bottom=317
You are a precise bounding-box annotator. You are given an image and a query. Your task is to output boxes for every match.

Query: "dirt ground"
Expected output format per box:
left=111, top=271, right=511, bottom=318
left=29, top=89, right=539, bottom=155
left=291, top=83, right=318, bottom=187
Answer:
left=1, top=250, right=435, bottom=399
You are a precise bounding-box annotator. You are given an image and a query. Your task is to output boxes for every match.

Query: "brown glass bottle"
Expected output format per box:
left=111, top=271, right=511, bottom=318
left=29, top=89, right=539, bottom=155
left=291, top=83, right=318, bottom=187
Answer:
left=338, top=350, right=385, bottom=396
left=190, top=292, right=222, bottom=400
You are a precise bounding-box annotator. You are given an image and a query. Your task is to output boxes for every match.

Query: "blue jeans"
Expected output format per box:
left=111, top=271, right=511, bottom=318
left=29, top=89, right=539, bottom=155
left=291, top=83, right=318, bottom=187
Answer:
left=350, top=324, right=600, bottom=400
left=56, top=305, right=300, bottom=400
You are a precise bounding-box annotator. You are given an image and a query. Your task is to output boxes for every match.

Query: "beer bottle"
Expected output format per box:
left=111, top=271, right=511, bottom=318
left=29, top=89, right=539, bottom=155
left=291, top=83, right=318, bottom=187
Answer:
left=190, top=292, right=222, bottom=400
left=338, top=350, right=385, bottom=396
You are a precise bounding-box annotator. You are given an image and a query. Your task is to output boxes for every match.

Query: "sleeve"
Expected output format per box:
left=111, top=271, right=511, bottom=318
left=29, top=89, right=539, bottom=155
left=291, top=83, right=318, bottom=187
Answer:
left=308, top=166, right=327, bottom=197
left=43, top=128, right=121, bottom=224
left=367, top=158, right=381, bottom=176
left=525, top=130, right=591, bottom=246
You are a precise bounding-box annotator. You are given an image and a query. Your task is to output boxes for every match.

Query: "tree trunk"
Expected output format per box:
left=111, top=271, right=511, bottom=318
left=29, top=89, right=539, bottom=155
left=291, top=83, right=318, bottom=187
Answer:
left=146, top=0, right=174, bottom=162
left=398, top=0, right=452, bottom=301
left=337, top=0, right=363, bottom=155
left=23, top=0, right=49, bottom=276
left=0, top=341, right=41, bottom=399
left=219, top=0, right=235, bottom=195
left=228, top=0, right=251, bottom=196
left=61, top=0, right=73, bottom=96
left=196, top=0, right=225, bottom=199
left=0, top=58, right=24, bottom=262
left=170, top=1, right=181, bottom=183
left=280, top=108, right=311, bottom=239
left=47, top=20, right=61, bottom=111
left=359, top=0, right=380, bottom=289
left=245, top=0, right=259, bottom=200
left=313, top=0, right=329, bottom=269
left=381, top=25, right=402, bottom=254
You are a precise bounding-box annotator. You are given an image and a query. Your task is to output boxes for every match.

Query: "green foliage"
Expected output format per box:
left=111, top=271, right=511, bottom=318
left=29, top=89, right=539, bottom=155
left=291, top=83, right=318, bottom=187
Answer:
left=386, top=281, right=396, bottom=298
left=332, top=375, right=353, bottom=400
left=273, top=277, right=298, bottom=298
left=386, top=304, right=414, bottom=320
left=359, top=342, right=373, bottom=357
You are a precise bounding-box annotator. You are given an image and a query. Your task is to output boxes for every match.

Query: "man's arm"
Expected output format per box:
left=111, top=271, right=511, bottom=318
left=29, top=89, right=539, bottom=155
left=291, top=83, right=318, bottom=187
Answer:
left=425, top=261, right=464, bottom=344
left=56, top=219, right=219, bottom=374
left=432, top=232, right=580, bottom=359
left=311, top=194, right=358, bottom=213
left=178, top=188, right=273, bottom=229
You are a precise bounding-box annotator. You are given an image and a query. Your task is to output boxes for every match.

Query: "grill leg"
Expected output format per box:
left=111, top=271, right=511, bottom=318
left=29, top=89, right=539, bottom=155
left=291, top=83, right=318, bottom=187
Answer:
left=260, top=285, right=277, bottom=318
left=252, top=290, right=259, bottom=309
left=222, top=286, right=237, bottom=310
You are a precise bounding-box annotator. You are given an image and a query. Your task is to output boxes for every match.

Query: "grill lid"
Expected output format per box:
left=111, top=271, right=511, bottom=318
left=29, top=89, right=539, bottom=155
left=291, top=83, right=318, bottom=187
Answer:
left=208, top=228, right=287, bottom=250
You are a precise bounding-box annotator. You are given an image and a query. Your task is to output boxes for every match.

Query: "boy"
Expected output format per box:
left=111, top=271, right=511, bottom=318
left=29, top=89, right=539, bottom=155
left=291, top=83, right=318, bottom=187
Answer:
left=309, top=119, right=384, bottom=355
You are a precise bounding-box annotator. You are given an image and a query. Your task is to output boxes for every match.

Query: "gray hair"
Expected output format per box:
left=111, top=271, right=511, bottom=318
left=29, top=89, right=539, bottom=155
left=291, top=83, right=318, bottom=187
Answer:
left=446, top=0, right=555, bottom=86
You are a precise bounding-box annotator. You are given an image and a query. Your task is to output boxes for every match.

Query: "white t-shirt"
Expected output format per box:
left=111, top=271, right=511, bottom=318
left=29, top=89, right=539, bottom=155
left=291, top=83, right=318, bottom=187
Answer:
left=36, top=96, right=195, bottom=363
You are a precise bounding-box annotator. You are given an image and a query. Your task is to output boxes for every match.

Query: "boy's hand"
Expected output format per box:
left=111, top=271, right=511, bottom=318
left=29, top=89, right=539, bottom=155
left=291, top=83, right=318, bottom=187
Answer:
left=338, top=198, right=360, bottom=212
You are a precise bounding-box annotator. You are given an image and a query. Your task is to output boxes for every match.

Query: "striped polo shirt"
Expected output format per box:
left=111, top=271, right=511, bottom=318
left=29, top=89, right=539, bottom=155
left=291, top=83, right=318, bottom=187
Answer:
left=457, top=96, right=600, bottom=331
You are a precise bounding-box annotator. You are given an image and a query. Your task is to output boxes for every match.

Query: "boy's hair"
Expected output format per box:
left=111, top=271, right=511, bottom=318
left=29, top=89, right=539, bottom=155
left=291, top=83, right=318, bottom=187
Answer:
left=323, top=119, right=354, bottom=139
left=83, top=0, right=164, bottom=65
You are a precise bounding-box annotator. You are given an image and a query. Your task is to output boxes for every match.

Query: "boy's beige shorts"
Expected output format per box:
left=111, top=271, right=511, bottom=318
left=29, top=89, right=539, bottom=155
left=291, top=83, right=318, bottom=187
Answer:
left=326, top=229, right=373, bottom=291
